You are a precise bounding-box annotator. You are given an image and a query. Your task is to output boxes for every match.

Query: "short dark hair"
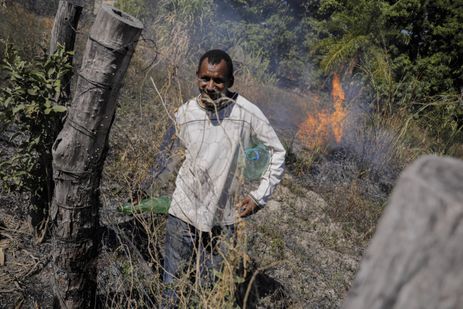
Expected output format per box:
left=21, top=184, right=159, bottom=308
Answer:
left=198, top=49, right=234, bottom=79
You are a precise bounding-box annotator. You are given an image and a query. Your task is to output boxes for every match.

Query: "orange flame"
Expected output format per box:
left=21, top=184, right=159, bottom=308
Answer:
left=297, top=73, right=346, bottom=148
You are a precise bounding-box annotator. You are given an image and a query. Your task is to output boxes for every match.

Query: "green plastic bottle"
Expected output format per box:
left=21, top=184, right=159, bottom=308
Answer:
left=118, top=196, right=171, bottom=215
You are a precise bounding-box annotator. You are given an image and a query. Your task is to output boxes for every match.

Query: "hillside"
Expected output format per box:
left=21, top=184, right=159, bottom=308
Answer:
left=1, top=1, right=462, bottom=308
left=0, top=173, right=365, bottom=308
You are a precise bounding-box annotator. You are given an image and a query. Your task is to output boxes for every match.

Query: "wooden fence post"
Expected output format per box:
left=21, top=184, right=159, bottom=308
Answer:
left=50, top=5, right=143, bottom=308
left=49, top=0, right=85, bottom=55
left=49, top=0, right=86, bottom=102
left=29, top=0, right=86, bottom=242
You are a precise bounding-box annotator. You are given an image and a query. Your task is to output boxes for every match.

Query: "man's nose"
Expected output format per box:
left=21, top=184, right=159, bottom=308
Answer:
left=206, top=79, right=215, bottom=90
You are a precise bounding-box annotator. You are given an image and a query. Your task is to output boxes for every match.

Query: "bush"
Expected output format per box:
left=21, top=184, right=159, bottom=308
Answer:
left=0, top=43, right=72, bottom=226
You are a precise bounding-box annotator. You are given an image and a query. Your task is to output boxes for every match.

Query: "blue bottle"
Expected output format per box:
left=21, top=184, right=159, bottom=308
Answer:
left=244, top=144, right=270, bottom=181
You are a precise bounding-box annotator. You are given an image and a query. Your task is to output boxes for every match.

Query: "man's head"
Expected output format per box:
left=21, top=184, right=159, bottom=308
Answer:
left=196, top=49, right=234, bottom=105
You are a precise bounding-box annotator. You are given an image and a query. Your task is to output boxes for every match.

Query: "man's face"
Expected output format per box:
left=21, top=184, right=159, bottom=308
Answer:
left=197, top=58, right=232, bottom=102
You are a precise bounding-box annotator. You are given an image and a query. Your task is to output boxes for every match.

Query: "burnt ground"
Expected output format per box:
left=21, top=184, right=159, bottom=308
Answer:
left=0, top=122, right=400, bottom=308
left=0, top=115, right=397, bottom=308
left=0, top=2, right=399, bottom=305
left=0, top=171, right=385, bottom=308
left=0, top=191, right=55, bottom=307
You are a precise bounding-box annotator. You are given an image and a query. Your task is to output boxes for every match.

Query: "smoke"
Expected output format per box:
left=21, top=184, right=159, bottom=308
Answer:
left=115, top=0, right=402, bottom=194
left=341, top=103, right=399, bottom=177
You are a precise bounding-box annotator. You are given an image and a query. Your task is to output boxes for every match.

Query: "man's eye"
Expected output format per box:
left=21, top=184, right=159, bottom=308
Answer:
left=198, top=76, right=226, bottom=85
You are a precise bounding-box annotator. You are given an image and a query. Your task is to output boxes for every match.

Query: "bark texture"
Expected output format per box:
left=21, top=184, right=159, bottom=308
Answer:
left=343, top=155, right=463, bottom=309
left=49, top=0, right=88, bottom=104
left=29, top=1, right=84, bottom=239
left=49, top=0, right=83, bottom=55
left=50, top=5, right=143, bottom=308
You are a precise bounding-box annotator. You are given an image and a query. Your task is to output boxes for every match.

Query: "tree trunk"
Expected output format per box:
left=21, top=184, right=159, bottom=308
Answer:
left=49, top=0, right=83, bottom=55
left=49, top=0, right=85, bottom=103
left=343, top=156, right=463, bottom=309
left=30, top=1, right=86, bottom=242
left=50, top=5, right=143, bottom=308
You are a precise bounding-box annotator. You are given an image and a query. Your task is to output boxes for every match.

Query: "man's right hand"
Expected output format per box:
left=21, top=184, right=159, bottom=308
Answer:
left=236, top=195, right=261, bottom=218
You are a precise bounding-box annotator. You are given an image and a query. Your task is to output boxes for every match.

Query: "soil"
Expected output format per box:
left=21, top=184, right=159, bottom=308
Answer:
left=0, top=172, right=365, bottom=308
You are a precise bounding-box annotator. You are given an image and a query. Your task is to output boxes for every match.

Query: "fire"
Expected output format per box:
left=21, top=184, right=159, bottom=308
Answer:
left=297, top=73, right=346, bottom=148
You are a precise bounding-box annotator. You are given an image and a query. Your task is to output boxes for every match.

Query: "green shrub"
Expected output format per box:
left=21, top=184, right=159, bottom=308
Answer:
left=0, top=43, right=72, bottom=218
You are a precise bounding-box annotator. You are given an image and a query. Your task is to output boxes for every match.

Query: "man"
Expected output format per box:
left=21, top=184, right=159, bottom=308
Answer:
left=142, top=49, right=286, bottom=305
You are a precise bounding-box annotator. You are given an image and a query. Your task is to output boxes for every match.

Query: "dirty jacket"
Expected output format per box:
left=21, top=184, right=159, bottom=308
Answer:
left=167, top=94, right=286, bottom=232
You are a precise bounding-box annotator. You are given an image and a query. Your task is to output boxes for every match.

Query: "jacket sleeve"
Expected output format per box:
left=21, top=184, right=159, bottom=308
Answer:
left=248, top=108, right=286, bottom=206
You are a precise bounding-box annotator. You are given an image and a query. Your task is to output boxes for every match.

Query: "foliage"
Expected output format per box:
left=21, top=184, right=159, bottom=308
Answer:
left=0, top=43, right=71, bottom=193
left=212, top=0, right=308, bottom=86
left=310, top=0, right=387, bottom=73
left=114, top=0, right=143, bottom=17
left=384, top=0, right=463, bottom=97
left=137, top=0, right=462, bottom=95
left=303, top=0, right=463, bottom=156
left=308, top=0, right=463, bottom=96
left=400, top=95, right=463, bottom=155
left=5, top=0, right=59, bottom=15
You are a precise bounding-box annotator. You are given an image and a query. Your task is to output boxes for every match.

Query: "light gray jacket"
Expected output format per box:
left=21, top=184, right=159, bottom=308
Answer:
left=155, top=94, right=286, bottom=232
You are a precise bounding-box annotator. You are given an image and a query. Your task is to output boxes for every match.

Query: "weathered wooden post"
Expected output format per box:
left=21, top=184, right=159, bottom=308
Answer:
left=50, top=5, right=143, bottom=308
left=49, top=0, right=86, bottom=102
left=29, top=1, right=86, bottom=241
left=343, top=156, right=463, bottom=309
left=49, top=0, right=84, bottom=55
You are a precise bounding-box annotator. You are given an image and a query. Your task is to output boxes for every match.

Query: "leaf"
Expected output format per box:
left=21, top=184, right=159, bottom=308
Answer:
left=320, top=34, right=369, bottom=74
left=212, top=269, right=223, bottom=279
left=31, top=71, right=46, bottom=82
left=51, top=105, right=67, bottom=113
left=3, top=96, right=12, bottom=107
left=31, top=137, right=40, bottom=146
left=12, top=103, right=25, bottom=114
left=54, top=79, right=62, bottom=93
left=8, top=131, right=23, bottom=142
left=27, top=88, right=37, bottom=96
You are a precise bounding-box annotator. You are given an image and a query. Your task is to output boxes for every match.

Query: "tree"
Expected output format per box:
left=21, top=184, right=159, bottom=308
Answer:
left=50, top=5, right=143, bottom=307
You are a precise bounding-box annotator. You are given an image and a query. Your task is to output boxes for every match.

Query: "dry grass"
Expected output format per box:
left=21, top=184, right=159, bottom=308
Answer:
left=101, top=23, right=386, bottom=305
left=98, top=16, right=267, bottom=306
left=0, top=3, right=53, bottom=56
left=322, top=181, right=384, bottom=245
left=97, top=209, right=253, bottom=307
left=6, top=2, right=461, bottom=307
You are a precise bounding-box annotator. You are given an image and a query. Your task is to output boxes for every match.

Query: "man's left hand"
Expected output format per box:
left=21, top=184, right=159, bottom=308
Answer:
left=236, top=196, right=260, bottom=218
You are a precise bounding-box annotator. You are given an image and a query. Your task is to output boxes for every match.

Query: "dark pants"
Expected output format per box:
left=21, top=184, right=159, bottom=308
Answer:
left=162, top=214, right=235, bottom=307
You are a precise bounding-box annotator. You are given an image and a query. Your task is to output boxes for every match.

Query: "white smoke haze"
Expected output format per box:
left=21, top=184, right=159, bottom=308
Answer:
left=341, top=103, right=398, bottom=174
